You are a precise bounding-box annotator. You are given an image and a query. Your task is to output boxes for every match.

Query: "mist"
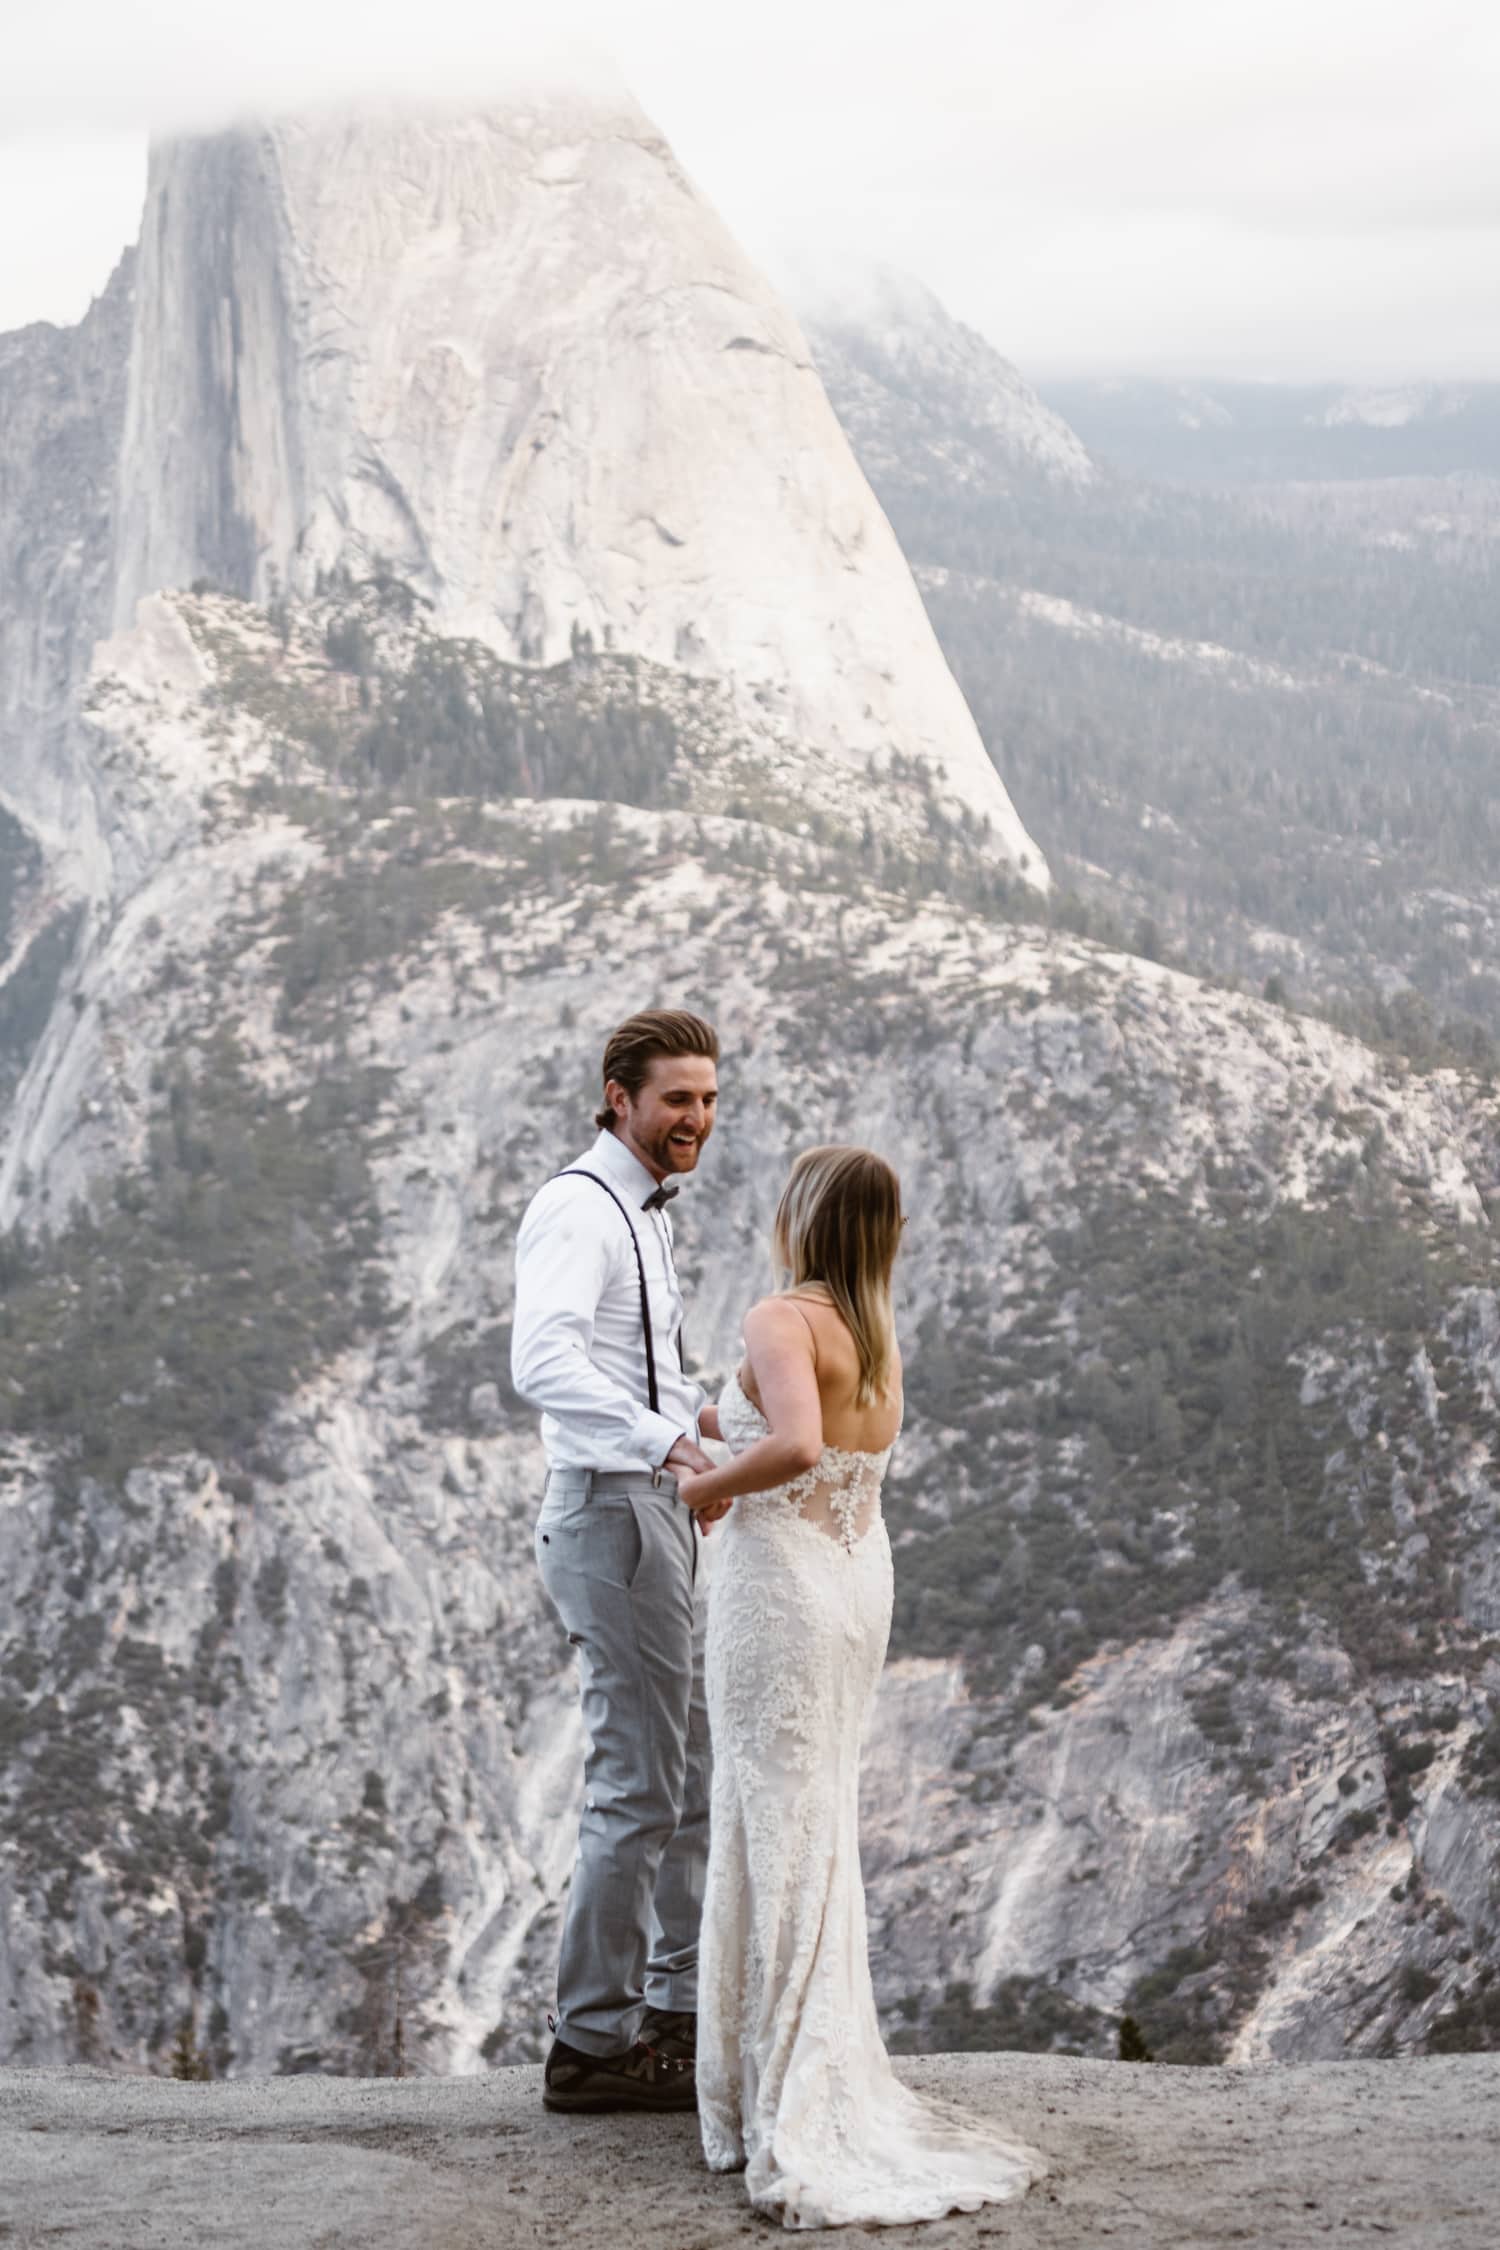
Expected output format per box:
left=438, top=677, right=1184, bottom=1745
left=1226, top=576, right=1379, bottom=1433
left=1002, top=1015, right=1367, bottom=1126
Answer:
left=4, top=1, right=1499, bottom=380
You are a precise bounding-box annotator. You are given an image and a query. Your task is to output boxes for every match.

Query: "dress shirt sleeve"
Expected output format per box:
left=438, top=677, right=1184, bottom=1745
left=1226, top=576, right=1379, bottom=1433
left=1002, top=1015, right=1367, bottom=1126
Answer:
left=511, top=1179, right=686, bottom=1467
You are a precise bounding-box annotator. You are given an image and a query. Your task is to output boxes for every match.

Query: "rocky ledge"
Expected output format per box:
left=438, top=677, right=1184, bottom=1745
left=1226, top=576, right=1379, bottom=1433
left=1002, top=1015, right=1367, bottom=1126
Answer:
left=3, top=2052, right=1496, bottom=2247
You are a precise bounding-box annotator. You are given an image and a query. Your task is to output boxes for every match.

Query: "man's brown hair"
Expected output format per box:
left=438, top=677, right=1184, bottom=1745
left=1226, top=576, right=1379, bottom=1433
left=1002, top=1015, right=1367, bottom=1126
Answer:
left=596, top=1009, right=720, bottom=1131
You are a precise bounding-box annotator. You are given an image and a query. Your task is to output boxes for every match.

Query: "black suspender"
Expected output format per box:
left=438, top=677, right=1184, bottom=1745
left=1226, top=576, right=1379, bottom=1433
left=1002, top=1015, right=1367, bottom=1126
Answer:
left=555, top=1169, right=684, bottom=1415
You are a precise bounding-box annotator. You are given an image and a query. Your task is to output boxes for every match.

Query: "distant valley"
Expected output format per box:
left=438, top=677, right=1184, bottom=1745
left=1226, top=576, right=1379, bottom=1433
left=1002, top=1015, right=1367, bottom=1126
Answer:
left=1038, top=375, right=1500, bottom=487
left=801, top=279, right=1500, bottom=1066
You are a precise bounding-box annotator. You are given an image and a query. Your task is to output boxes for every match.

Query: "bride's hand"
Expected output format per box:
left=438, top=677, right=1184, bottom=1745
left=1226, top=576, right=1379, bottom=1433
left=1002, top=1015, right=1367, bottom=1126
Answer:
left=677, top=1468, right=731, bottom=1524
left=676, top=1467, right=714, bottom=1510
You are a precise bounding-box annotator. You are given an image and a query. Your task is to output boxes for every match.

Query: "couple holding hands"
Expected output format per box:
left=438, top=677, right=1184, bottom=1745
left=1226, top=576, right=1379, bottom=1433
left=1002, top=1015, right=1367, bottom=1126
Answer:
left=512, top=1009, right=1042, bottom=2230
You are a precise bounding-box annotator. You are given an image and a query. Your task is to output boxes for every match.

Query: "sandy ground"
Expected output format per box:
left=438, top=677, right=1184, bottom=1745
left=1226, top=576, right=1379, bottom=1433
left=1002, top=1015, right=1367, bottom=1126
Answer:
left=2, top=2051, right=1497, bottom=2248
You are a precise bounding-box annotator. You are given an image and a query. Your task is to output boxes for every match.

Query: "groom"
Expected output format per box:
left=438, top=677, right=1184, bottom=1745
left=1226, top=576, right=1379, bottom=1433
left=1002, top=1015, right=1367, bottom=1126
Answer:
left=512, top=1008, right=720, bottom=2113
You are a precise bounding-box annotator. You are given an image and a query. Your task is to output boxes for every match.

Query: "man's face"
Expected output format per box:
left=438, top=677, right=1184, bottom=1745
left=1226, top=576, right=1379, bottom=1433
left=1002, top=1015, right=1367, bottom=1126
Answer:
left=610, top=1053, right=719, bottom=1180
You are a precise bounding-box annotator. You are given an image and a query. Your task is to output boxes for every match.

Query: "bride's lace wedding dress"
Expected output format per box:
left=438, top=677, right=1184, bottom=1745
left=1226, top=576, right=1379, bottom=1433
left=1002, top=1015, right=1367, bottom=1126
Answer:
left=698, top=1371, right=1046, bottom=2230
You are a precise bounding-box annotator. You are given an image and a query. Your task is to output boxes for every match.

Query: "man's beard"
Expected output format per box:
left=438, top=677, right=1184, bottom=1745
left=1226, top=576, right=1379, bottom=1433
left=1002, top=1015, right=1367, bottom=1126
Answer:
left=642, top=1122, right=704, bottom=1174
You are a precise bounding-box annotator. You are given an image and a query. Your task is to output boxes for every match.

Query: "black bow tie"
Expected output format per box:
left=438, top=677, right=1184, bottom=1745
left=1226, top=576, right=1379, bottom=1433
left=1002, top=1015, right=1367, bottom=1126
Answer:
left=642, top=1182, right=679, bottom=1213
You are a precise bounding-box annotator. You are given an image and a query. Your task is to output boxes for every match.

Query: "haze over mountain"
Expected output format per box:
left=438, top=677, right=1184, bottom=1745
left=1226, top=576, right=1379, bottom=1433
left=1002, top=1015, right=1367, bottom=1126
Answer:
left=0, top=91, right=1497, bottom=2084
left=1040, top=377, right=1500, bottom=486
left=10, top=2, right=1498, bottom=394
left=782, top=258, right=1094, bottom=500
left=799, top=275, right=1500, bottom=1072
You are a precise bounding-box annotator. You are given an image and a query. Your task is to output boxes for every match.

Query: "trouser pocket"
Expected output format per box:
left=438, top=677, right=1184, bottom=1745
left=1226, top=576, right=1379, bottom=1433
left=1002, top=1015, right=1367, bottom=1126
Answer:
left=537, top=1486, right=645, bottom=1609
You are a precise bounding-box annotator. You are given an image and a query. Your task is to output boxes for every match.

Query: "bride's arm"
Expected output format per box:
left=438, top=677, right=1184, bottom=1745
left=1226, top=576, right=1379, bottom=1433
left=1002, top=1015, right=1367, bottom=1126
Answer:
left=697, top=1403, right=722, bottom=1442
left=675, top=1300, right=822, bottom=1513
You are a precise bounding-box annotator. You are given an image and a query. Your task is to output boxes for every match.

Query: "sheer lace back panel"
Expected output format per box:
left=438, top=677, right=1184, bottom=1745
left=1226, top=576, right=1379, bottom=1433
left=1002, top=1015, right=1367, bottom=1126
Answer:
left=718, top=1369, right=897, bottom=1551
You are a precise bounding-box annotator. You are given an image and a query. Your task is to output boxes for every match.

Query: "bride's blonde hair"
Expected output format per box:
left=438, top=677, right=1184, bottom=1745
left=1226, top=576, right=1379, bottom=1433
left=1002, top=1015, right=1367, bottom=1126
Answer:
left=772, top=1146, right=903, bottom=1406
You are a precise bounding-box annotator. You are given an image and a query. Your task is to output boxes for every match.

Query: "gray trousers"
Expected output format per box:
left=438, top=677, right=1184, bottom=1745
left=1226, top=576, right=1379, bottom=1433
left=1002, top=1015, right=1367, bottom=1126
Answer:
left=535, top=1468, right=711, bottom=2058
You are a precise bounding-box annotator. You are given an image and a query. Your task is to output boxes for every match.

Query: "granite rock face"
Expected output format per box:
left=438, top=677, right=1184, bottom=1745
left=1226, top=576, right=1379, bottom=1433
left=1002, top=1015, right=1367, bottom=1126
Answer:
left=0, top=591, right=1495, bottom=2078
left=108, top=102, right=1044, bottom=870
left=0, top=252, right=133, bottom=885
left=866, top=1608, right=1499, bottom=2066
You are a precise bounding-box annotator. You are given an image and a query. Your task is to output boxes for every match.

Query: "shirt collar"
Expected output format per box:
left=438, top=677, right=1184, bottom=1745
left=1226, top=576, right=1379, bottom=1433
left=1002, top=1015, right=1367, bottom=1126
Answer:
left=586, top=1127, right=667, bottom=1211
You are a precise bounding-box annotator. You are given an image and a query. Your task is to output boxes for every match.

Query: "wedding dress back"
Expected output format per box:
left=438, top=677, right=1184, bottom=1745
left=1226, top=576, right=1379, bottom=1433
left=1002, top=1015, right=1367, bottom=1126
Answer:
left=722, top=1367, right=893, bottom=1547
left=698, top=1359, right=1045, bottom=2229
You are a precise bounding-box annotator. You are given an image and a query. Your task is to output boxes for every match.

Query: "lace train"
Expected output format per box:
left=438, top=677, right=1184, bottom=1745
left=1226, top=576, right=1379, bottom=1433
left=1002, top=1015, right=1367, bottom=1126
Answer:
left=698, top=1373, right=1046, bottom=2229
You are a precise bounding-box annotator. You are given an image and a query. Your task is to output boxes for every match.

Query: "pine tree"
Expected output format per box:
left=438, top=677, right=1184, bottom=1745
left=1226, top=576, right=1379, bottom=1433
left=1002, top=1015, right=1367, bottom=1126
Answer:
left=1118, top=2014, right=1154, bottom=2063
left=170, top=2012, right=210, bottom=2081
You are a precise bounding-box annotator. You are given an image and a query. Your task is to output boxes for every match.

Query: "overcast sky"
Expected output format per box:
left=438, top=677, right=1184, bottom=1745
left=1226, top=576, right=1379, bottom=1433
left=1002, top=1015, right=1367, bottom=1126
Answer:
left=3, top=0, right=1498, bottom=381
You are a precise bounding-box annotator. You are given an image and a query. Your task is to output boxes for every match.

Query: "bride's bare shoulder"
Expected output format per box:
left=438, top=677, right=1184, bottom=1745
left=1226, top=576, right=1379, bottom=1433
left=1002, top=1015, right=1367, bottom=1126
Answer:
left=743, top=1295, right=816, bottom=1339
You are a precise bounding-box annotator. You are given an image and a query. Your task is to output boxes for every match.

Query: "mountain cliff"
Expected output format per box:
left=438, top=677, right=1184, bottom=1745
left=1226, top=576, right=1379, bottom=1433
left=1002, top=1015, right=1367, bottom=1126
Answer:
left=0, top=582, right=1495, bottom=2078
left=104, top=102, right=1042, bottom=870
left=0, top=252, right=134, bottom=889
left=788, top=259, right=1093, bottom=503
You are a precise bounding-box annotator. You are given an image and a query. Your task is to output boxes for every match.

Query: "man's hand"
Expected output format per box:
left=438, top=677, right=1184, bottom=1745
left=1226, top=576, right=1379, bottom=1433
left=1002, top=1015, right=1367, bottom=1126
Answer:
left=664, top=1435, right=714, bottom=1478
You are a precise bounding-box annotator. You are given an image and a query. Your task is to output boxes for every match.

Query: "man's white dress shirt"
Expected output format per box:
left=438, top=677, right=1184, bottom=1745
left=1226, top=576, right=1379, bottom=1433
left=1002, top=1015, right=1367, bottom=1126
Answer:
left=512, top=1129, right=707, bottom=1471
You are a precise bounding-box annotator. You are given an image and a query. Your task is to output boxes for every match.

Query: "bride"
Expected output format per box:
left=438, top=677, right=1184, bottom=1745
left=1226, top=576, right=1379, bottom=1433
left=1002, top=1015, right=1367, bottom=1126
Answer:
left=675, top=1146, right=1045, bottom=2230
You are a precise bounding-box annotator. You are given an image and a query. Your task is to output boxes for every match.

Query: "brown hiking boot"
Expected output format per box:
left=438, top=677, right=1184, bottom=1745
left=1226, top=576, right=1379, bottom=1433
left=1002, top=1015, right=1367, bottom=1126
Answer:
left=542, top=2033, right=696, bottom=2114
